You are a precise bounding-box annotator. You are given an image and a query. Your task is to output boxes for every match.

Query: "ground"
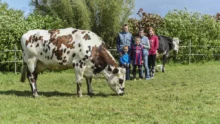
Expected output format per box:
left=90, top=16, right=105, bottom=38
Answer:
left=0, top=62, right=220, bottom=123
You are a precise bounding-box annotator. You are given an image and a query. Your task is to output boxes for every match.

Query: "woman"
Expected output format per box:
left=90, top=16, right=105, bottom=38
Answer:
left=147, top=27, right=159, bottom=78
left=139, top=28, right=151, bottom=80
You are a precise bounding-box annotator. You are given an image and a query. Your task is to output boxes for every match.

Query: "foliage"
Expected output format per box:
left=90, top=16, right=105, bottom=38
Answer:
left=1, top=62, right=220, bottom=123
left=128, top=8, right=164, bottom=36
left=128, top=8, right=220, bottom=63
left=0, top=1, right=65, bottom=71
left=31, top=0, right=135, bottom=47
left=158, top=9, right=220, bottom=63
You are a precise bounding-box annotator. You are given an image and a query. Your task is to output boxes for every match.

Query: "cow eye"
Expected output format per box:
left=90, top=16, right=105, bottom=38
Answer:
left=113, top=68, right=119, bottom=74
left=119, top=79, right=123, bottom=85
left=108, top=65, right=112, bottom=71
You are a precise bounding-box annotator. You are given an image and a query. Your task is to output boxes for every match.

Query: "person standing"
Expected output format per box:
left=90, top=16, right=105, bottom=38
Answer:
left=116, top=24, right=133, bottom=56
left=119, top=45, right=130, bottom=80
left=138, top=28, right=151, bottom=80
left=117, top=24, right=133, bottom=79
left=147, top=27, right=159, bottom=78
left=131, top=37, right=144, bottom=80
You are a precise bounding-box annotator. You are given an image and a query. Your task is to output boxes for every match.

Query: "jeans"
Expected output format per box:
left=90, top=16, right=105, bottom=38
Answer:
left=143, top=53, right=150, bottom=78
left=125, top=65, right=130, bottom=80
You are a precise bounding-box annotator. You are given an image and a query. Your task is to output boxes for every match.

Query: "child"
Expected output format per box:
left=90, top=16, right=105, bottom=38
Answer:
left=147, top=27, right=159, bottom=78
left=131, top=37, right=144, bottom=80
left=119, top=45, right=130, bottom=80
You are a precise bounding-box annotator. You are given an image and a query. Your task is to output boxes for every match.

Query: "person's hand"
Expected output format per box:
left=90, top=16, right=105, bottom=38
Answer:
left=126, top=63, right=129, bottom=67
left=119, top=52, right=123, bottom=56
left=141, top=61, right=143, bottom=64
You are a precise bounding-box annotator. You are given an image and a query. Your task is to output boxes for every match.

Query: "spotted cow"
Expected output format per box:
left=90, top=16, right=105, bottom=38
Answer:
left=20, top=28, right=126, bottom=97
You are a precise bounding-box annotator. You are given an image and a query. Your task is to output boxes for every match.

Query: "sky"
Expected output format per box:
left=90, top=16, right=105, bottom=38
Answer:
left=1, top=0, right=220, bottom=17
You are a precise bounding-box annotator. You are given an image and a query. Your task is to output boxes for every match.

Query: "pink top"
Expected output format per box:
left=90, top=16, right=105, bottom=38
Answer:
left=148, top=35, right=159, bottom=55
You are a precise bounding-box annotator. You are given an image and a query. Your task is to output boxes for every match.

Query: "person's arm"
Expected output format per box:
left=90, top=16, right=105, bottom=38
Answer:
left=142, top=46, right=144, bottom=63
left=116, top=34, right=121, bottom=53
left=155, top=36, right=159, bottom=50
left=128, top=55, right=131, bottom=64
left=130, top=34, right=134, bottom=46
left=142, top=37, right=150, bottom=50
left=130, top=45, right=133, bottom=63
left=129, top=33, right=133, bottom=53
left=119, top=56, right=125, bottom=65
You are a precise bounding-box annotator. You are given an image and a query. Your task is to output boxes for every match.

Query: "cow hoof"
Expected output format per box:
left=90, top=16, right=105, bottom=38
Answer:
left=77, top=94, right=83, bottom=97
left=88, top=93, right=94, bottom=97
left=33, top=93, right=39, bottom=98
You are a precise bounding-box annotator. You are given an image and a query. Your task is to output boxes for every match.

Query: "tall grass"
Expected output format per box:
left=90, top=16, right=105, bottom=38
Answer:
left=0, top=62, right=220, bottom=124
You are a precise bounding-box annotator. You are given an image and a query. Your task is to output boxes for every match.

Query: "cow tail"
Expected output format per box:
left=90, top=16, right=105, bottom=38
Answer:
left=20, top=61, right=27, bottom=82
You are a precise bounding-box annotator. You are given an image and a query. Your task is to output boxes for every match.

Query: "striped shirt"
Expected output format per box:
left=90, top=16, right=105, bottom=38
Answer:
left=131, top=44, right=144, bottom=65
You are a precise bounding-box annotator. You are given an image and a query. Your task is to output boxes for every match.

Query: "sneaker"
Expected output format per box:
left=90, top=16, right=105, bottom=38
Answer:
left=146, top=78, right=151, bottom=80
left=133, top=78, right=137, bottom=81
left=138, top=78, right=142, bottom=80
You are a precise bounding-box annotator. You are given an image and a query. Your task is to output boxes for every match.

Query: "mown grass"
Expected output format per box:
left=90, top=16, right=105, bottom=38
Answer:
left=0, top=62, right=220, bottom=124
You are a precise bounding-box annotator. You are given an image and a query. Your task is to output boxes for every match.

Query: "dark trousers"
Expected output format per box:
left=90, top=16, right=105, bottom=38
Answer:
left=133, top=65, right=142, bottom=79
left=125, top=65, right=130, bottom=80
left=148, top=54, right=156, bottom=76
left=120, top=65, right=130, bottom=80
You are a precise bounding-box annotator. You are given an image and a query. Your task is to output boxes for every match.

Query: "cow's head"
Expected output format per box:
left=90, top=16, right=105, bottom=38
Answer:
left=90, top=45, right=126, bottom=95
left=103, top=65, right=126, bottom=95
left=172, top=38, right=180, bottom=53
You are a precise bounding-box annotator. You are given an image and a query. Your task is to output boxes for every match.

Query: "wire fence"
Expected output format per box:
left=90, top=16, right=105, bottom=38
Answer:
left=0, top=46, right=22, bottom=74
left=1, top=40, right=220, bottom=74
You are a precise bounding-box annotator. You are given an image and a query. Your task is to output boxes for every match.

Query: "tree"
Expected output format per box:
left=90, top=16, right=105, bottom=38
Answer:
left=0, top=1, right=65, bottom=71
left=128, top=8, right=164, bottom=36
left=31, top=0, right=135, bottom=47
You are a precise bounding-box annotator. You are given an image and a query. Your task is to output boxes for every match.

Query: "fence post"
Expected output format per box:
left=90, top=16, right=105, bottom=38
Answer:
left=188, top=39, right=191, bottom=64
left=14, top=45, right=17, bottom=75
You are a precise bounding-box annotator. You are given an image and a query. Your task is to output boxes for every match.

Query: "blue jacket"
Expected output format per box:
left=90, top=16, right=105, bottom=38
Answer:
left=116, top=32, right=133, bottom=53
left=140, top=36, right=150, bottom=55
left=120, top=53, right=130, bottom=65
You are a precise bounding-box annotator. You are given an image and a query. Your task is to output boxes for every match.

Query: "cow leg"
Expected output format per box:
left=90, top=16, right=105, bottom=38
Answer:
left=162, top=53, right=168, bottom=73
left=76, top=73, right=83, bottom=97
left=26, top=57, right=39, bottom=97
left=85, top=77, right=94, bottom=97
left=74, top=66, right=85, bottom=97
left=27, top=70, right=39, bottom=97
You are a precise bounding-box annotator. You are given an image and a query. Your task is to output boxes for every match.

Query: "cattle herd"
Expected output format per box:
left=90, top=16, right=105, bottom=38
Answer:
left=20, top=27, right=179, bottom=97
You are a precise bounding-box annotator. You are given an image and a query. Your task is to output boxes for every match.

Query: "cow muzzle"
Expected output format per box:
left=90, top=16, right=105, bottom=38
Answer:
left=118, top=88, right=125, bottom=95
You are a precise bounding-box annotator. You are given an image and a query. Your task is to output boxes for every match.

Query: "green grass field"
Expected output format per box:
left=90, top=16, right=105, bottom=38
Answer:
left=0, top=62, right=220, bottom=124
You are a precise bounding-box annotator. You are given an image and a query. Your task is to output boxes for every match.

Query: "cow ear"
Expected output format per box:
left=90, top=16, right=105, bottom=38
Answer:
left=112, top=68, right=119, bottom=74
left=108, top=65, right=112, bottom=71
left=121, top=68, right=126, bottom=74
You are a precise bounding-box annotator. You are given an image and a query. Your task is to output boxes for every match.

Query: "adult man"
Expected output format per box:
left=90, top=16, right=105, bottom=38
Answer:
left=116, top=24, right=133, bottom=80
left=139, top=28, right=151, bottom=80
left=116, top=24, right=133, bottom=56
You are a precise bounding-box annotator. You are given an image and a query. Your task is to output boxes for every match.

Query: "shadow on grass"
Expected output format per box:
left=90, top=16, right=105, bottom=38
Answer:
left=0, top=90, right=74, bottom=97
left=0, top=90, right=119, bottom=97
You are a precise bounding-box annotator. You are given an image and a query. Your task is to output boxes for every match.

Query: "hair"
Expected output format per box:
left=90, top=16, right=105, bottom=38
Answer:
left=139, top=28, right=144, bottom=32
left=147, top=27, right=155, bottom=35
left=123, top=24, right=128, bottom=27
left=148, top=27, right=154, bottom=31
left=134, top=36, right=140, bottom=41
